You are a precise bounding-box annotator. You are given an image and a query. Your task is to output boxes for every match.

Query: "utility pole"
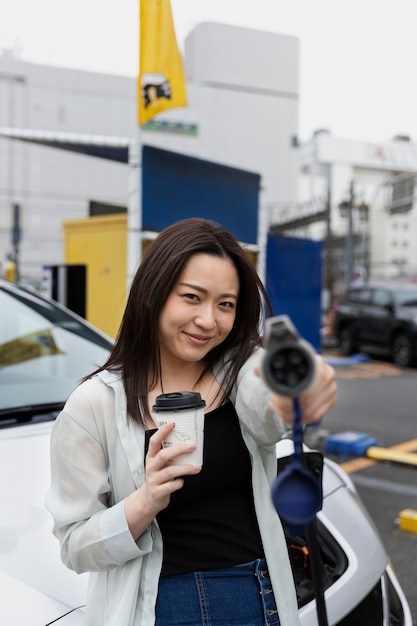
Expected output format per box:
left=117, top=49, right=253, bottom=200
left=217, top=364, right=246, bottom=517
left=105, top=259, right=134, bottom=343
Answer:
left=345, top=181, right=354, bottom=288
left=11, top=203, right=21, bottom=281
left=0, top=71, right=26, bottom=281
left=324, top=186, right=334, bottom=302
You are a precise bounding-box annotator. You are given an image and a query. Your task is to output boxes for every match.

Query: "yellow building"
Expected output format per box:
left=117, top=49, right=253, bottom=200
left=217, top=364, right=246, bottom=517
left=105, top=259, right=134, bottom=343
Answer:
left=63, top=214, right=127, bottom=338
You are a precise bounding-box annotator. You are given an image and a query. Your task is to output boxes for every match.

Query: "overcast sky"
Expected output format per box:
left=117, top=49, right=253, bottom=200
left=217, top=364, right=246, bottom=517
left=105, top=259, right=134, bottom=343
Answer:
left=1, top=0, right=416, bottom=143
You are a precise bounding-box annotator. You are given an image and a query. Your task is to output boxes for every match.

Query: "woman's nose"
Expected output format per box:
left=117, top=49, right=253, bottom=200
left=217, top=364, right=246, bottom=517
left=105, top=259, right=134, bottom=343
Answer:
left=195, top=305, right=216, bottom=328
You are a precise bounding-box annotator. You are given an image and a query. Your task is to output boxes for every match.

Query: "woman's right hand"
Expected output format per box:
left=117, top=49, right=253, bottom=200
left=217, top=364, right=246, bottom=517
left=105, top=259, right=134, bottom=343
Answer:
left=125, top=422, right=201, bottom=540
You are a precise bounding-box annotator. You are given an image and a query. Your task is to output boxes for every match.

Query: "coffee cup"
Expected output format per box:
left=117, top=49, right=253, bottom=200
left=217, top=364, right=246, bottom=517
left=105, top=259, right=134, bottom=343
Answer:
left=152, top=391, right=206, bottom=466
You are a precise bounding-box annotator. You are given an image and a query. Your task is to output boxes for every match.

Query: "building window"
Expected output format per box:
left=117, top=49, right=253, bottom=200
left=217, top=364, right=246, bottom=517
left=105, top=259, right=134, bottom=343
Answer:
left=390, top=175, right=414, bottom=214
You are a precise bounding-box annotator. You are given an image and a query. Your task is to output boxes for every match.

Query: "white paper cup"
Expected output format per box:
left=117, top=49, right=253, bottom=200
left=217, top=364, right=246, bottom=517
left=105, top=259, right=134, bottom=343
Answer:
left=152, top=391, right=206, bottom=466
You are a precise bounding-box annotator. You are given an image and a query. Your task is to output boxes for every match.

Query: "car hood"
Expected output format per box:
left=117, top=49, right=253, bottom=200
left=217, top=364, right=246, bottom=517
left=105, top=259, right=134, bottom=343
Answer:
left=0, top=421, right=88, bottom=620
left=0, top=570, right=84, bottom=625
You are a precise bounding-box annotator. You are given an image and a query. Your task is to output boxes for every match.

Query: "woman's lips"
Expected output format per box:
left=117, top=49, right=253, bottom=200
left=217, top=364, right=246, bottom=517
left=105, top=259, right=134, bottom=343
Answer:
left=184, top=332, right=212, bottom=346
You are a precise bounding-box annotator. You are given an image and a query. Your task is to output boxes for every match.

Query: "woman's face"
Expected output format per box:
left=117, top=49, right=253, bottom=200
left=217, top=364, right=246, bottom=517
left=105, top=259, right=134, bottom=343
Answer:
left=158, top=253, right=239, bottom=366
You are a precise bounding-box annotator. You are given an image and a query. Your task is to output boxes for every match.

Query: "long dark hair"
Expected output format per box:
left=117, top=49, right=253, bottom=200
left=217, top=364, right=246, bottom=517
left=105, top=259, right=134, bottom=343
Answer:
left=91, top=218, right=272, bottom=426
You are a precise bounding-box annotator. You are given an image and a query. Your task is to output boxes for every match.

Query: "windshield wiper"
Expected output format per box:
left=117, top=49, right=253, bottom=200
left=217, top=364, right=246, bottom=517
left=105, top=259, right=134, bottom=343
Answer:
left=0, top=402, right=64, bottom=427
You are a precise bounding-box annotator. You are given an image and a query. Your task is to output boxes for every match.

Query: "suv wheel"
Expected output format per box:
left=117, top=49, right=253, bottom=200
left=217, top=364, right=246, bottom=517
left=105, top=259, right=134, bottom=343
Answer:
left=339, top=327, right=356, bottom=356
left=391, top=333, right=414, bottom=367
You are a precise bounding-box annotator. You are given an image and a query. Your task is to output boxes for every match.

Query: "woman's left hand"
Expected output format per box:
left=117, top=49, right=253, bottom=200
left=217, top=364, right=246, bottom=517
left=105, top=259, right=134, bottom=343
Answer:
left=260, top=355, right=337, bottom=425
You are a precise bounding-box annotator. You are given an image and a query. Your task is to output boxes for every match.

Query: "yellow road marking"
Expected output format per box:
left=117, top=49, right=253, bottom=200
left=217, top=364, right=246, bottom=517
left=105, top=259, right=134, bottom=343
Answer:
left=340, top=438, right=417, bottom=474
left=399, top=509, right=417, bottom=534
left=367, top=446, right=417, bottom=466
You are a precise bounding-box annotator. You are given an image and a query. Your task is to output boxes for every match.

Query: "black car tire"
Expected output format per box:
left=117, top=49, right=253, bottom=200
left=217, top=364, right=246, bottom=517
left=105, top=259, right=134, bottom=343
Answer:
left=338, top=327, right=356, bottom=356
left=391, top=333, right=414, bottom=367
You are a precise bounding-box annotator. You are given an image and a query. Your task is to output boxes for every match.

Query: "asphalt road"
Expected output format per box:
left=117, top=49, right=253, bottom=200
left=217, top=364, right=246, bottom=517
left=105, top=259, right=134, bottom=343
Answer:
left=321, top=353, right=417, bottom=625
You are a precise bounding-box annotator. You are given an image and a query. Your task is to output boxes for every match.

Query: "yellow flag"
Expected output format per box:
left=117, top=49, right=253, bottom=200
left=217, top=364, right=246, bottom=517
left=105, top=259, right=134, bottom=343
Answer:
left=138, top=0, right=187, bottom=126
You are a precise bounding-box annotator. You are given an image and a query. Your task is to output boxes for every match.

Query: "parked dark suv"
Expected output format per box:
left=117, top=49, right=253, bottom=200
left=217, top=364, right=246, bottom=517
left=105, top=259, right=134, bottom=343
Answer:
left=333, top=282, right=417, bottom=367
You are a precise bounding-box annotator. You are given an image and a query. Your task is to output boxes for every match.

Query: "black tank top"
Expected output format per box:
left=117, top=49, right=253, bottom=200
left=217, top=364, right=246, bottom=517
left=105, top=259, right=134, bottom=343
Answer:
left=145, top=400, right=264, bottom=577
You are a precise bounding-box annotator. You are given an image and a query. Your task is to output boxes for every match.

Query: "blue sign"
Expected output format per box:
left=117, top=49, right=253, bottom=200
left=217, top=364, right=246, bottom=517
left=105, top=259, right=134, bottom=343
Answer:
left=142, top=145, right=260, bottom=244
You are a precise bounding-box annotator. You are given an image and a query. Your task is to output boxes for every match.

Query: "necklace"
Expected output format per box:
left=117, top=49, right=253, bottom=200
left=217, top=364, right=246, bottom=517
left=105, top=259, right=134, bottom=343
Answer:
left=159, top=367, right=221, bottom=411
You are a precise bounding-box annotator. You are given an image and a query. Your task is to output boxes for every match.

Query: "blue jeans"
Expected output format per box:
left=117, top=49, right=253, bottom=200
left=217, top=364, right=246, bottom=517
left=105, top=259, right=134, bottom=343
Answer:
left=155, top=558, right=280, bottom=626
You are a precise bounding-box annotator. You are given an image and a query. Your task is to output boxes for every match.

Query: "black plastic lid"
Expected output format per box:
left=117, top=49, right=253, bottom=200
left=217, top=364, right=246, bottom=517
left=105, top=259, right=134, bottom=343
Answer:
left=152, top=391, right=206, bottom=412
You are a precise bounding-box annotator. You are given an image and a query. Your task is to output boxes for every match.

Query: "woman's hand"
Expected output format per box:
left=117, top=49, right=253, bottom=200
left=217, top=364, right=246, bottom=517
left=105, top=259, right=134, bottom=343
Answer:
left=256, top=355, right=337, bottom=426
left=144, top=423, right=202, bottom=512
left=125, top=423, right=201, bottom=540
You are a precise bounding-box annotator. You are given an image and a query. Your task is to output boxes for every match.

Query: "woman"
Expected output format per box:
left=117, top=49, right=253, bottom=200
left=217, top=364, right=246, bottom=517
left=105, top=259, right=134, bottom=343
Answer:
left=46, top=218, right=336, bottom=626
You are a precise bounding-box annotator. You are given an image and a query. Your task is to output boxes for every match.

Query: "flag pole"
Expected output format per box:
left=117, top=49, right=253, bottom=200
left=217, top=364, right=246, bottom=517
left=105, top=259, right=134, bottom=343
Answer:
left=129, top=0, right=187, bottom=288
left=127, top=129, right=142, bottom=288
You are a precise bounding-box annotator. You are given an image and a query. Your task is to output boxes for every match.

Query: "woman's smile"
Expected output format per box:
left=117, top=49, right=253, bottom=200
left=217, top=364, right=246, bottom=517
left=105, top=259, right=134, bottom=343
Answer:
left=183, top=331, right=213, bottom=346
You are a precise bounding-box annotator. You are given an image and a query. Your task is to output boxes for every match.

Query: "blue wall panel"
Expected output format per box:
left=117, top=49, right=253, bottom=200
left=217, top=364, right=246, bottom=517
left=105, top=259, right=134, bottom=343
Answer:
left=142, top=145, right=260, bottom=244
left=266, top=233, right=322, bottom=351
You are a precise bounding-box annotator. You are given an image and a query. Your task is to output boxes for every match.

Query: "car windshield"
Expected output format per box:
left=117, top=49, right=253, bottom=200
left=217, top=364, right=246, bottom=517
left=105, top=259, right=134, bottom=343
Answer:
left=392, top=288, right=417, bottom=308
left=0, top=283, right=112, bottom=417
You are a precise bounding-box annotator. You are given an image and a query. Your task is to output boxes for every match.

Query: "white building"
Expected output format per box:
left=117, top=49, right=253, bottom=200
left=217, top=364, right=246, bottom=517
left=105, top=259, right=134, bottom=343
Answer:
left=0, top=22, right=300, bottom=284
left=0, top=49, right=136, bottom=282
left=293, top=130, right=417, bottom=297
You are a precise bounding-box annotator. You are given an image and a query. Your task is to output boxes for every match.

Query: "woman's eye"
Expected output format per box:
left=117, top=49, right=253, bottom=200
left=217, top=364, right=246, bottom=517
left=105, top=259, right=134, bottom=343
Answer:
left=220, top=301, right=235, bottom=309
left=184, top=293, right=199, bottom=301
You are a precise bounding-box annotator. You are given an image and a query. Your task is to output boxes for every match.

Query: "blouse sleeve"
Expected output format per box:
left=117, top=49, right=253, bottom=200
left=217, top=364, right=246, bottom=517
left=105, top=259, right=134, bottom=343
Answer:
left=233, top=347, right=286, bottom=448
left=45, top=381, right=153, bottom=573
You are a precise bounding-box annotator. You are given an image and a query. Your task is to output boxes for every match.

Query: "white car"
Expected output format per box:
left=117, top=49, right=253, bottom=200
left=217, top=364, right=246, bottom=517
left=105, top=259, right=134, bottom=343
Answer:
left=0, top=279, right=412, bottom=625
